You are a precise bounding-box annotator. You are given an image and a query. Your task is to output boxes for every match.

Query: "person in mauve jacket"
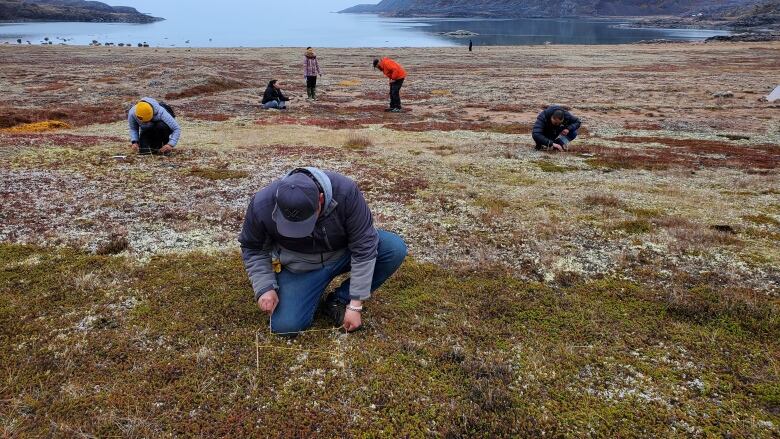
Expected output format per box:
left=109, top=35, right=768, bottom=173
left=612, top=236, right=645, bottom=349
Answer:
left=532, top=106, right=582, bottom=151
left=304, top=47, right=322, bottom=101
left=239, top=167, right=408, bottom=335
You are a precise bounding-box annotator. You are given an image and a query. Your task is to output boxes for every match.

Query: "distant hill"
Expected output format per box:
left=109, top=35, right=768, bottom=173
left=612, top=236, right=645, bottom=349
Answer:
left=342, top=0, right=765, bottom=18
left=0, top=0, right=162, bottom=23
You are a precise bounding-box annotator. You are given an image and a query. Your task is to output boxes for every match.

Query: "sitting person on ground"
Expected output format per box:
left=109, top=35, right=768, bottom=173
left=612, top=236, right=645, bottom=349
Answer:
left=239, top=167, right=408, bottom=335
left=304, top=47, right=322, bottom=101
left=127, top=97, right=180, bottom=155
left=262, top=79, right=291, bottom=110
left=373, top=57, right=406, bottom=113
left=532, top=106, right=582, bottom=151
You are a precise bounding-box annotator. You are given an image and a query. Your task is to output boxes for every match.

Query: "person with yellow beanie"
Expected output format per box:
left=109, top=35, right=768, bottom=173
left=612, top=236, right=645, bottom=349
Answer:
left=127, top=97, right=181, bottom=155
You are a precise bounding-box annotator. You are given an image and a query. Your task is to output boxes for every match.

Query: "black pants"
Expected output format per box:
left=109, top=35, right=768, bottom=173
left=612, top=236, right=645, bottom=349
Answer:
left=306, top=76, right=317, bottom=88
left=139, top=121, right=172, bottom=154
left=390, top=78, right=404, bottom=109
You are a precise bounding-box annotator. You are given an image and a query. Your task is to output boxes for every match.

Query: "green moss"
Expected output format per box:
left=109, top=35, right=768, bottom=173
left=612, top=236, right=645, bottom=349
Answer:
left=188, top=167, right=249, bottom=180
left=2, top=245, right=779, bottom=437
left=585, top=157, right=637, bottom=170
left=755, top=383, right=780, bottom=408
left=535, top=160, right=576, bottom=173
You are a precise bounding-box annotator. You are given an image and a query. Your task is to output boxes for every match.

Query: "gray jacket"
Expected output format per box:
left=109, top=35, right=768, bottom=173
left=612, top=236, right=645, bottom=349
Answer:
left=238, top=168, right=379, bottom=302
left=127, top=97, right=181, bottom=146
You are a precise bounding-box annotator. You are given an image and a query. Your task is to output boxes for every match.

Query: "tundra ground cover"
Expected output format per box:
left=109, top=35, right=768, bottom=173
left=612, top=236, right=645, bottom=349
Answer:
left=0, top=43, right=778, bottom=436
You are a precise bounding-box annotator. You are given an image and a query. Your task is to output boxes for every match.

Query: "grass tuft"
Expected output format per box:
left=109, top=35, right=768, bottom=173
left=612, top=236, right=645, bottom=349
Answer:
left=189, top=167, right=249, bottom=180
left=343, top=132, right=373, bottom=150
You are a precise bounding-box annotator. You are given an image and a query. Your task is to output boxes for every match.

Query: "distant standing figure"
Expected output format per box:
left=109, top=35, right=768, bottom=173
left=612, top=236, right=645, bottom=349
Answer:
left=532, top=106, right=582, bottom=151
left=262, top=80, right=291, bottom=110
left=304, top=47, right=322, bottom=101
left=373, top=57, right=407, bottom=113
left=127, top=97, right=180, bottom=155
left=469, top=39, right=473, bottom=52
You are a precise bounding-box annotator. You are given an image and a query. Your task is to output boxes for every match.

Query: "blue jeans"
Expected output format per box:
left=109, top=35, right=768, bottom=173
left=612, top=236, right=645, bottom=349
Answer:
left=263, top=99, right=286, bottom=109
left=553, top=129, right=578, bottom=146
left=270, top=230, right=407, bottom=334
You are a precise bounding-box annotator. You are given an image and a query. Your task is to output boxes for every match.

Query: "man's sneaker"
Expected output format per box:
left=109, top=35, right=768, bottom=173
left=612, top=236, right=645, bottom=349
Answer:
left=320, top=295, right=346, bottom=327
left=390, top=108, right=402, bottom=113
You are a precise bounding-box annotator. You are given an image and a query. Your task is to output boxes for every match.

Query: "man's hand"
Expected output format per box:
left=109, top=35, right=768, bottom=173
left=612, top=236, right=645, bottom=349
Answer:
left=130, top=143, right=139, bottom=153
left=159, top=144, right=173, bottom=154
left=561, top=129, right=570, bottom=136
left=343, top=299, right=363, bottom=332
left=257, top=290, right=279, bottom=314
left=551, top=143, right=564, bottom=152
left=343, top=309, right=362, bottom=332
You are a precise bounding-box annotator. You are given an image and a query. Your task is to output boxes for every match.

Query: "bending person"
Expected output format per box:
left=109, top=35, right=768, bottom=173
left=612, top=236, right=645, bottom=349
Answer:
left=532, top=106, right=582, bottom=151
left=373, top=57, right=406, bottom=113
left=127, top=97, right=180, bottom=155
left=239, top=167, right=407, bottom=335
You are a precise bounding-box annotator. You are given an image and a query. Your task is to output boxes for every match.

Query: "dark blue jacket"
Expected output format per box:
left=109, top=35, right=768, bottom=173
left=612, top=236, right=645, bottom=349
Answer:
left=532, top=106, right=582, bottom=147
left=239, top=169, right=378, bottom=301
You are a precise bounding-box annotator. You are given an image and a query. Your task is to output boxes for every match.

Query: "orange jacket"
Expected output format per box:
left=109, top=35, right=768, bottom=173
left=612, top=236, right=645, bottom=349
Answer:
left=377, top=58, right=406, bottom=80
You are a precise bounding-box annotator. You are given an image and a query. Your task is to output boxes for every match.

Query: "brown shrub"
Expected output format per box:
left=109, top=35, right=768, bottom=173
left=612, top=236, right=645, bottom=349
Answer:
left=188, top=113, right=231, bottom=122
left=666, top=285, right=778, bottom=335
left=343, top=133, right=373, bottom=150
left=0, top=132, right=124, bottom=148
left=165, top=77, right=246, bottom=100
left=656, top=216, right=742, bottom=249
left=576, top=137, right=780, bottom=171
left=96, top=234, right=129, bottom=255
left=0, top=104, right=121, bottom=128
left=583, top=194, right=625, bottom=208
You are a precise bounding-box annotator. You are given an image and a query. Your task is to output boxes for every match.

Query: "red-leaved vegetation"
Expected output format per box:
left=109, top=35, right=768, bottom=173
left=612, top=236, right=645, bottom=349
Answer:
left=574, top=137, right=780, bottom=171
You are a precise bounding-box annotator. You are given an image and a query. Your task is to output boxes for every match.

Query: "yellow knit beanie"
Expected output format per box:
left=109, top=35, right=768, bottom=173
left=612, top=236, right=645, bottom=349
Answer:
left=135, top=101, right=153, bottom=122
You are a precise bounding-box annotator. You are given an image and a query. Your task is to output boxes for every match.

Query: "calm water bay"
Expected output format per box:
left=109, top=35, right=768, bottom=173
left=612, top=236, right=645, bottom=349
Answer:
left=0, top=0, right=729, bottom=48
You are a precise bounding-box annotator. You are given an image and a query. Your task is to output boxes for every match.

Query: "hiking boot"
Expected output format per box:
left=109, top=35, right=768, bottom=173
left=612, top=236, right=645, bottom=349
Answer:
left=320, top=295, right=346, bottom=327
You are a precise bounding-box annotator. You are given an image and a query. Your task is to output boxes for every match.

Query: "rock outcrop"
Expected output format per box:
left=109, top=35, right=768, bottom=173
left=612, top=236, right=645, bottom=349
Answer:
left=0, top=0, right=162, bottom=23
left=341, top=0, right=779, bottom=30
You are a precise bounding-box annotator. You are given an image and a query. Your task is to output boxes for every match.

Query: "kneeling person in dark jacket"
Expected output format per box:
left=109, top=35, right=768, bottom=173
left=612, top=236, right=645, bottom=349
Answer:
left=128, top=97, right=180, bottom=155
left=532, top=106, right=581, bottom=151
left=262, top=79, right=291, bottom=110
left=239, top=167, right=407, bottom=335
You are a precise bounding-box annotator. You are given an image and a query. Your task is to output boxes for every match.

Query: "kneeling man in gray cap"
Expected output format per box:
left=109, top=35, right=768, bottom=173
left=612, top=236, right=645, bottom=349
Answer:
left=239, top=167, right=407, bottom=334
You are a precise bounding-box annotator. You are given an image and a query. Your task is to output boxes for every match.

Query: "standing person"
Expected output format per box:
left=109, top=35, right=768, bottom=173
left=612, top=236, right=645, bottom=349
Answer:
left=469, top=39, right=473, bottom=52
left=262, top=80, right=291, bottom=110
left=373, top=57, right=406, bottom=113
left=127, top=97, right=180, bottom=155
left=239, top=167, right=408, bottom=335
left=532, top=106, right=582, bottom=151
left=304, top=47, right=322, bottom=101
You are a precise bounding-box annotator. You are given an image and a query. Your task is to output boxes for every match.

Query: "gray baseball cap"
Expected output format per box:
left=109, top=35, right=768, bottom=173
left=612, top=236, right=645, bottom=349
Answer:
left=271, top=173, right=321, bottom=238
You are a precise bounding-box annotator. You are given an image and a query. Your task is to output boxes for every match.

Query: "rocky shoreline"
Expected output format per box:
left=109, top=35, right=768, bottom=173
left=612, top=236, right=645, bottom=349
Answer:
left=0, top=0, right=162, bottom=24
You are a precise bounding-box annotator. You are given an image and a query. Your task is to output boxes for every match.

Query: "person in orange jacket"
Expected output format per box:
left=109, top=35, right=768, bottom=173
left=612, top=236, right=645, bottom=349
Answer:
left=373, top=57, right=406, bottom=113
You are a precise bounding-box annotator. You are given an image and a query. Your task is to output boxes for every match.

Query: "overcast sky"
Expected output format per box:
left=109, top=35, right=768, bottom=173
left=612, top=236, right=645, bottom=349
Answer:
left=122, top=0, right=370, bottom=17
